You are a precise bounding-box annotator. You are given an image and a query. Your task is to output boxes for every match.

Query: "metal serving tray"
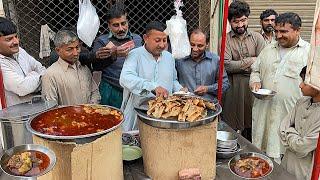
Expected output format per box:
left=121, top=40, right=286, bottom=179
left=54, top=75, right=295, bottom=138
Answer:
left=135, top=97, right=222, bottom=129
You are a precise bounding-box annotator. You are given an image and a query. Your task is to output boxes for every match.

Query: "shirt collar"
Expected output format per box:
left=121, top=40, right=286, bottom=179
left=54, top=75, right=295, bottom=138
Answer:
left=307, top=97, right=320, bottom=108
left=230, top=30, right=252, bottom=38
left=0, top=48, right=21, bottom=61
left=107, top=31, right=133, bottom=39
left=142, top=45, right=163, bottom=61
left=184, top=51, right=211, bottom=62
left=260, top=29, right=275, bottom=42
left=272, top=37, right=307, bottom=49
left=57, top=57, right=81, bottom=72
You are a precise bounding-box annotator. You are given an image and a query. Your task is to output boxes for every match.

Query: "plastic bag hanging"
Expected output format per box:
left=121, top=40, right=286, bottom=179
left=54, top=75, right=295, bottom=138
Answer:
left=165, top=0, right=190, bottom=59
left=77, top=0, right=100, bottom=47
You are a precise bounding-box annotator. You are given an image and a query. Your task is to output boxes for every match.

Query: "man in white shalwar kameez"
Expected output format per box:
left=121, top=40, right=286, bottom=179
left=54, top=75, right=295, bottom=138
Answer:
left=120, top=21, right=184, bottom=132
left=249, top=12, right=310, bottom=162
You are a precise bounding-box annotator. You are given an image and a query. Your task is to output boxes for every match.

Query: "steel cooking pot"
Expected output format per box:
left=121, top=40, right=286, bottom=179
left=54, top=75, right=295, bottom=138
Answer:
left=26, top=104, right=124, bottom=144
left=0, top=96, right=57, bottom=150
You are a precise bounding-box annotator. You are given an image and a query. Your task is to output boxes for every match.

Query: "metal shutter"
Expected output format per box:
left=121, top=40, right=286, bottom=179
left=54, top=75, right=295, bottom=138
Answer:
left=246, top=0, right=317, bottom=41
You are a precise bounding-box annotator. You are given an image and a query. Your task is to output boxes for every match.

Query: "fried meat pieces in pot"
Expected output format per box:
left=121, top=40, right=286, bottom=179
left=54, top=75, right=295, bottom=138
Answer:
left=147, top=96, right=216, bottom=122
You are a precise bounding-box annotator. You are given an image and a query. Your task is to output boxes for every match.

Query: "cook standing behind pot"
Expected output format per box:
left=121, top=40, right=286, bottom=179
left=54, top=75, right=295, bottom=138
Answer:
left=119, top=21, right=186, bottom=132
left=41, top=30, right=101, bottom=106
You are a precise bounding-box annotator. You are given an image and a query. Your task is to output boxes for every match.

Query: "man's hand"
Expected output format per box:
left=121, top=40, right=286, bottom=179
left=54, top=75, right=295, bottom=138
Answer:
left=242, top=57, right=256, bottom=70
left=95, top=46, right=115, bottom=59
left=154, top=86, right=168, bottom=98
left=194, top=85, right=208, bottom=95
left=116, top=46, right=130, bottom=58
left=250, top=82, right=261, bottom=92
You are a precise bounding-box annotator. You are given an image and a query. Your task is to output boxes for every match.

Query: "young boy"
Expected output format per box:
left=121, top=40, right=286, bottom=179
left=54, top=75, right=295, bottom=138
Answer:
left=279, top=66, right=320, bottom=180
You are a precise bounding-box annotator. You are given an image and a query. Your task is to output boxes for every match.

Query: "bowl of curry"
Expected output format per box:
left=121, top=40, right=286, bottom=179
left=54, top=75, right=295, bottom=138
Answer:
left=26, top=104, right=123, bottom=141
left=0, top=144, right=56, bottom=178
left=229, top=152, right=273, bottom=179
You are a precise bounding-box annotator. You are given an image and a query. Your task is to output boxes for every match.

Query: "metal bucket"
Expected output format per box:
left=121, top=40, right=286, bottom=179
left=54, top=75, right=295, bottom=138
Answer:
left=0, top=96, right=57, bottom=150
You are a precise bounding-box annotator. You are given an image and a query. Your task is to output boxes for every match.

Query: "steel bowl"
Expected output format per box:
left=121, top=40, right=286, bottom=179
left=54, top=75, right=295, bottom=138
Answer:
left=217, top=131, right=238, bottom=149
left=26, top=105, right=124, bottom=144
left=216, top=143, right=241, bottom=159
left=228, top=152, right=274, bottom=179
left=252, top=89, right=277, bottom=100
left=0, top=144, right=56, bottom=178
left=217, top=131, right=238, bottom=141
left=217, top=145, right=238, bottom=152
left=217, top=142, right=237, bottom=149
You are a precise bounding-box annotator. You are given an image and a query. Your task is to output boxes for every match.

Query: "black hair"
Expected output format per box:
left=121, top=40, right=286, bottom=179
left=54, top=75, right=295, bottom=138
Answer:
left=106, top=3, right=127, bottom=22
left=145, top=21, right=166, bottom=34
left=300, top=66, right=307, bottom=80
left=228, top=1, right=250, bottom=21
left=260, top=9, right=278, bottom=20
left=189, top=28, right=210, bottom=43
left=0, top=17, right=17, bottom=36
left=275, top=12, right=301, bottom=30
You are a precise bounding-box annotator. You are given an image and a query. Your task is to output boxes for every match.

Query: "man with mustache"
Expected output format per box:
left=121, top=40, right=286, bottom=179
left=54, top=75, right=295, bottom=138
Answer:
left=91, top=3, right=142, bottom=109
left=0, top=17, right=46, bottom=107
left=176, top=29, right=230, bottom=100
left=221, top=0, right=265, bottom=141
left=42, top=30, right=100, bottom=105
left=120, top=21, right=184, bottom=131
left=259, top=9, right=278, bottom=44
left=250, top=12, right=310, bottom=163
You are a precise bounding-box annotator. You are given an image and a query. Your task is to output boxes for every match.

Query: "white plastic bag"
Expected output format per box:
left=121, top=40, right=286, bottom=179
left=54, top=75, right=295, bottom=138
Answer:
left=165, top=0, right=190, bottom=59
left=77, top=0, right=100, bottom=47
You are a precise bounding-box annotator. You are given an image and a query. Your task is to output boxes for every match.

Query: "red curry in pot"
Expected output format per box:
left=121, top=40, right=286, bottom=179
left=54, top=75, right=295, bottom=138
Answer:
left=30, top=105, right=123, bottom=136
left=231, top=156, right=271, bottom=178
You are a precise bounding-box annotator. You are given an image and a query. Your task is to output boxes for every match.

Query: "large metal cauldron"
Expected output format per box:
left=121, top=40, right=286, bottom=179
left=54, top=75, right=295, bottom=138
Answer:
left=26, top=104, right=124, bottom=144
left=0, top=96, right=57, bottom=150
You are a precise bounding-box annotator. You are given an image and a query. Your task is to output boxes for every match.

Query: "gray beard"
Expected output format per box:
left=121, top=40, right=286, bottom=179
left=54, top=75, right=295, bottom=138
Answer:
left=112, top=31, right=128, bottom=39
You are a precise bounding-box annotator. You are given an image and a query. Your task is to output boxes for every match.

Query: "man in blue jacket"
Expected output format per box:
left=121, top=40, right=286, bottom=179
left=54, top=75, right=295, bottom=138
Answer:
left=92, top=3, right=142, bottom=108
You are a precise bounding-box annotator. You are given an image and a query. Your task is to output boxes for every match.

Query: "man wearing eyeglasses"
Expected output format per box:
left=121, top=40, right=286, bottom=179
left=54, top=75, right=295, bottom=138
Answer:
left=220, top=0, right=265, bottom=141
